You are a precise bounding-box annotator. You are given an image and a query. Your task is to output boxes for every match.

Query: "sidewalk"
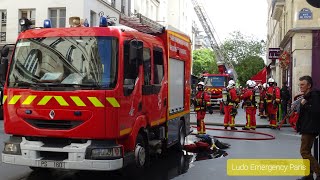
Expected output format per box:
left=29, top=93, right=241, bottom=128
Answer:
left=190, top=108, right=289, bottom=128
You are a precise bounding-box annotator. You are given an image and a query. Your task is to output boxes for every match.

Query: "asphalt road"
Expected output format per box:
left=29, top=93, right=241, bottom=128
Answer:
left=0, top=109, right=308, bottom=180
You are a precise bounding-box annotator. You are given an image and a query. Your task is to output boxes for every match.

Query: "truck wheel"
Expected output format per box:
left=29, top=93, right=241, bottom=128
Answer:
left=174, top=120, right=186, bottom=150
left=134, top=133, right=150, bottom=168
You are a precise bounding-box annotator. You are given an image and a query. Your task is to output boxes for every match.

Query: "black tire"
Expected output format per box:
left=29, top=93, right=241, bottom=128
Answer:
left=174, top=120, right=186, bottom=151
left=135, top=133, right=150, bottom=168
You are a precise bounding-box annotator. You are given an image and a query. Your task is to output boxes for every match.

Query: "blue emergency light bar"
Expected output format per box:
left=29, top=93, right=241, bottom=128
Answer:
left=43, top=19, right=52, bottom=28
left=99, top=16, right=108, bottom=27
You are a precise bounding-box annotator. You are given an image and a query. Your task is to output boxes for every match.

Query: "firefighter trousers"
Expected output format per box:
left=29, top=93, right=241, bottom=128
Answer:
left=224, top=105, right=235, bottom=127
left=267, top=103, right=278, bottom=127
left=244, top=107, right=256, bottom=129
left=196, top=110, right=206, bottom=134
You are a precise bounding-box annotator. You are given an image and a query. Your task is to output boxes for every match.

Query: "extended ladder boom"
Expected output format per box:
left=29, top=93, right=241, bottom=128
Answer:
left=192, top=0, right=237, bottom=80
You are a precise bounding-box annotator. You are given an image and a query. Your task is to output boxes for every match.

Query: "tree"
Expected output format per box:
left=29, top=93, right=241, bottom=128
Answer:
left=222, top=31, right=266, bottom=64
left=221, top=31, right=266, bottom=85
left=235, top=56, right=265, bottom=86
left=192, top=48, right=218, bottom=76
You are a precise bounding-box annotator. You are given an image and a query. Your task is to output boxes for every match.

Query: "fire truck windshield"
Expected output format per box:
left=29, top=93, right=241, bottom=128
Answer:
left=8, top=36, right=118, bottom=89
left=204, top=76, right=227, bottom=87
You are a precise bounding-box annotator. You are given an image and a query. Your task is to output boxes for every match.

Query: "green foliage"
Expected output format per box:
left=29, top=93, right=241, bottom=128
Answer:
left=235, top=56, right=265, bottom=86
left=192, top=48, right=218, bottom=76
left=222, top=31, right=266, bottom=64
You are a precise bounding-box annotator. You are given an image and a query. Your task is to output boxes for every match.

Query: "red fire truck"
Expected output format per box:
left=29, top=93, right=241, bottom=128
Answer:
left=0, top=14, right=191, bottom=171
left=201, top=66, right=231, bottom=113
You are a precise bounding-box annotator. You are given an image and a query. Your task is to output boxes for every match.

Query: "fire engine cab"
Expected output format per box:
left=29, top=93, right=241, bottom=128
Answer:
left=0, top=14, right=191, bottom=171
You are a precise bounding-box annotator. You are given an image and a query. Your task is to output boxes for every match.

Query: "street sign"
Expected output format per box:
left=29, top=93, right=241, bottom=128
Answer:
left=298, top=8, right=313, bottom=20
left=268, top=48, right=281, bottom=59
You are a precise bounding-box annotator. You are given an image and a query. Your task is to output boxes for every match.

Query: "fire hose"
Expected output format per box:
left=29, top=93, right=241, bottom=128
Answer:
left=191, top=126, right=275, bottom=140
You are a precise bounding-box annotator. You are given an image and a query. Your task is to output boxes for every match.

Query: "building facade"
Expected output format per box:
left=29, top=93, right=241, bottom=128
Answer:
left=266, top=0, right=320, bottom=97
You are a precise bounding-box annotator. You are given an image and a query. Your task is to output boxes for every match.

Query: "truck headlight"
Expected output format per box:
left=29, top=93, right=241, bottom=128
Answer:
left=91, top=147, right=122, bottom=159
left=3, top=142, right=21, bottom=155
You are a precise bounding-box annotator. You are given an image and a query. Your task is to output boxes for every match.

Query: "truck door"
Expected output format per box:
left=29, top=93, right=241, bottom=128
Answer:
left=142, top=46, right=167, bottom=126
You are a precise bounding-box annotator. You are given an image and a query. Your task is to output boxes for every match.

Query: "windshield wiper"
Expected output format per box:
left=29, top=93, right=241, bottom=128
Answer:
left=12, top=81, right=42, bottom=88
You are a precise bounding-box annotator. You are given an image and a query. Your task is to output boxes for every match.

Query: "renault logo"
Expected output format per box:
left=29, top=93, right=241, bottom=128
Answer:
left=49, top=110, right=55, bottom=119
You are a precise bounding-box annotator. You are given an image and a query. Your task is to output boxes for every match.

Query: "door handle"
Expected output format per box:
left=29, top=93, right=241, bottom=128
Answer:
left=138, top=102, right=142, bottom=111
left=163, top=98, right=167, bottom=107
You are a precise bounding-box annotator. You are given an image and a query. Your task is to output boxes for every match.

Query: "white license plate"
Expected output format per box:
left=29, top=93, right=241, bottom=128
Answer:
left=37, top=160, right=65, bottom=168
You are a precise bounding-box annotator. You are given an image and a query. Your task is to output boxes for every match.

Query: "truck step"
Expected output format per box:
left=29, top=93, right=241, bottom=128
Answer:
left=149, top=140, right=162, bottom=147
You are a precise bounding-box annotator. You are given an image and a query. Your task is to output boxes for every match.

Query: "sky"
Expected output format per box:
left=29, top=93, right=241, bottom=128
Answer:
left=199, top=0, right=268, bottom=43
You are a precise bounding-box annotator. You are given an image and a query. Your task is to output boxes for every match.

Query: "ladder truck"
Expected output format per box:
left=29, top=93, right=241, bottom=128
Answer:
left=192, top=0, right=237, bottom=113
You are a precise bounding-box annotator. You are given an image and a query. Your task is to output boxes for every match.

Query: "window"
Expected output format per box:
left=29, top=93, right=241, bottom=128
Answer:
left=0, top=10, right=6, bottom=42
left=19, top=9, right=35, bottom=32
left=90, top=11, right=97, bottom=27
left=143, top=48, right=151, bottom=85
left=111, top=0, right=116, bottom=7
left=153, top=47, right=164, bottom=84
left=123, top=40, right=139, bottom=96
left=24, top=49, right=42, bottom=76
left=49, top=8, right=66, bottom=28
left=121, top=0, right=126, bottom=14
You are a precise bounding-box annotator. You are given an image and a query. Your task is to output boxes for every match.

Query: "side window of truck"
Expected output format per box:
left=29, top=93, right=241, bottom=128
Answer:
left=123, top=40, right=139, bottom=96
left=153, top=47, right=164, bottom=84
left=143, top=48, right=151, bottom=85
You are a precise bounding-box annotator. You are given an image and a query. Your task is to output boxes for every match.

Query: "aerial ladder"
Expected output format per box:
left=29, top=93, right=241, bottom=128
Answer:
left=192, top=0, right=238, bottom=80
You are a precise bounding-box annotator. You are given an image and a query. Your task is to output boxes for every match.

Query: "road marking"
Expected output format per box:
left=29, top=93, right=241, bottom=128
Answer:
left=281, top=133, right=301, bottom=137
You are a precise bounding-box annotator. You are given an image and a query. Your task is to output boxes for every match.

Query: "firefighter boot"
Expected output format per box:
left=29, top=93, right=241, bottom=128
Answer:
left=230, top=127, right=237, bottom=130
left=200, top=120, right=206, bottom=134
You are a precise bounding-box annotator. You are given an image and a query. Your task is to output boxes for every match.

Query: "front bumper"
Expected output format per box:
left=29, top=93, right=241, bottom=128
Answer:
left=2, top=137, right=123, bottom=171
left=210, top=98, right=222, bottom=106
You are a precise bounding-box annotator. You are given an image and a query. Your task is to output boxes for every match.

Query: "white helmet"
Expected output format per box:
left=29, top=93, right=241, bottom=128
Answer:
left=251, top=81, right=257, bottom=87
left=228, top=80, right=235, bottom=87
left=263, top=83, right=267, bottom=89
left=268, top=78, right=275, bottom=83
left=248, top=81, right=255, bottom=88
left=246, top=80, right=252, bottom=86
left=198, top=81, right=205, bottom=86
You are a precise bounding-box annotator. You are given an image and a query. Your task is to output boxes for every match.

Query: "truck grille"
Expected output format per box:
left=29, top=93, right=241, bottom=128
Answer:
left=25, top=119, right=83, bottom=130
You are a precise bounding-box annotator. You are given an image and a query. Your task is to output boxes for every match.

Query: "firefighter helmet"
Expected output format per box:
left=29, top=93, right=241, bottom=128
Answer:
left=228, top=80, right=235, bottom=87
left=246, top=80, right=252, bottom=86
left=197, top=81, right=205, bottom=91
left=247, top=80, right=255, bottom=88
left=268, top=78, right=275, bottom=83
left=263, top=83, right=267, bottom=89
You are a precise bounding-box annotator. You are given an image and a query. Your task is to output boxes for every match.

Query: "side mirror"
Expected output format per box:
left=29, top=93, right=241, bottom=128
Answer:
left=307, top=0, right=320, bottom=8
left=0, top=45, right=10, bottom=83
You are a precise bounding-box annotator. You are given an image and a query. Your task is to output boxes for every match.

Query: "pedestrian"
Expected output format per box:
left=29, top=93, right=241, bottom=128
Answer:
left=194, top=81, right=211, bottom=134
left=296, top=75, right=320, bottom=180
left=223, top=80, right=239, bottom=130
left=265, top=78, right=281, bottom=129
left=280, top=82, right=291, bottom=122
left=241, top=80, right=257, bottom=130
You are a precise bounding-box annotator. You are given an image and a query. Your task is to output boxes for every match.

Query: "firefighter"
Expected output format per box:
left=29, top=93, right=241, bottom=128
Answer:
left=194, top=81, right=211, bottom=134
left=265, top=78, right=281, bottom=129
left=241, top=80, right=258, bottom=130
left=223, top=80, right=239, bottom=130
left=259, top=83, right=268, bottom=118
